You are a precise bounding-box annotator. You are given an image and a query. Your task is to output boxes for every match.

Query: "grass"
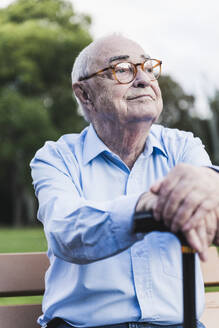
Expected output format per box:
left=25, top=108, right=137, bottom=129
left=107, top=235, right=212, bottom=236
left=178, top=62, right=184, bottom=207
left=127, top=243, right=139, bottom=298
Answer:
left=0, top=296, right=43, bottom=306
left=205, top=286, right=219, bottom=293
left=0, top=226, right=47, bottom=253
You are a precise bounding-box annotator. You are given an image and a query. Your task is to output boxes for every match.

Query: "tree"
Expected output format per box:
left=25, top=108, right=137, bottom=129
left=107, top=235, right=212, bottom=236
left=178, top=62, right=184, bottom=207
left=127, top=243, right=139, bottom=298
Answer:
left=208, top=90, right=219, bottom=164
left=158, top=75, right=215, bottom=161
left=0, top=0, right=92, bottom=225
left=158, top=75, right=195, bottom=128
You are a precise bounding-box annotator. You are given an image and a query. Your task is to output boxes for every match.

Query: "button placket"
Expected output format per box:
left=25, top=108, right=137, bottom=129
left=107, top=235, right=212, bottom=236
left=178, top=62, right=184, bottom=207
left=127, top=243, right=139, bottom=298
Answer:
left=131, top=243, right=152, bottom=319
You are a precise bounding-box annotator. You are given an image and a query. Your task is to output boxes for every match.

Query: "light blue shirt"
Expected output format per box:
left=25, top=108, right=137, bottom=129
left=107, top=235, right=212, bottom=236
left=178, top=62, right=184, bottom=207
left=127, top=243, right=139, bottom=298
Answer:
left=30, top=124, right=212, bottom=327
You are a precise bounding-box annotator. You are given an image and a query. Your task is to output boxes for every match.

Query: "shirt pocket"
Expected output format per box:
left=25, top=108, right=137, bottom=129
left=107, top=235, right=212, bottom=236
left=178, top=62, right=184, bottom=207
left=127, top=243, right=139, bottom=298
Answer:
left=158, top=233, right=183, bottom=279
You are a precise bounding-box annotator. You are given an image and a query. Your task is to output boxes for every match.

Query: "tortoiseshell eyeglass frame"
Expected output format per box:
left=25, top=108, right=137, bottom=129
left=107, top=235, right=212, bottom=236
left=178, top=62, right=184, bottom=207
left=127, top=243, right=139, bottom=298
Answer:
left=78, top=59, right=162, bottom=84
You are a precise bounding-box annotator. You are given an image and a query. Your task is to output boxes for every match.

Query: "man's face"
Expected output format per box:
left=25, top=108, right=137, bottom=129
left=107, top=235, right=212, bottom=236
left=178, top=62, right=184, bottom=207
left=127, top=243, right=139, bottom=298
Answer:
left=85, top=36, right=163, bottom=126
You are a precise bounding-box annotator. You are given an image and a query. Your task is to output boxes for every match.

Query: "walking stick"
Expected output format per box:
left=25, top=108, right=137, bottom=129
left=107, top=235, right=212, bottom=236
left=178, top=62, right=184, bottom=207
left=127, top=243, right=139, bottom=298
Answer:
left=133, top=210, right=197, bottom=328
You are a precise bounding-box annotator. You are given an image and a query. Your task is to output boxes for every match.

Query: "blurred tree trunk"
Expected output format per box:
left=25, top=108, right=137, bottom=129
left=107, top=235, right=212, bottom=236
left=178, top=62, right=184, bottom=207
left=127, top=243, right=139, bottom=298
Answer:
left=24, top=189, right=37, bottom=224
left=209, top=90, right=219, bottom=165
left=208, top=113, right=219, bottom=164
left=11, top=157, right=23, bottom=226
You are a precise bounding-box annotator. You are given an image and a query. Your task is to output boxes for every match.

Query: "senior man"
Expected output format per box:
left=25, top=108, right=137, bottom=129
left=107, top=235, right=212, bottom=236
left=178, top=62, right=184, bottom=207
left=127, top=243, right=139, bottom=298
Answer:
left=30, top=34, right=219, bottom=328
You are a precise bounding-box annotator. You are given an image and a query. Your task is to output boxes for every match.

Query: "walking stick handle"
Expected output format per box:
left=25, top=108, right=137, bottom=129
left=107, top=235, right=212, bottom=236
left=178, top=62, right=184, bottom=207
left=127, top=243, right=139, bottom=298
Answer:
left=133, top=210, right=188, bottom=245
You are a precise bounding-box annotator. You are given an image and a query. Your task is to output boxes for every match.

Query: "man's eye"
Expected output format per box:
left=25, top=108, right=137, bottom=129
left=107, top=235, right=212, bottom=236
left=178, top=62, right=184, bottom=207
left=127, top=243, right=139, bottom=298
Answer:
left=146, top=67, right=153, bottom=73
left=116, top=68, right=129, bottom=74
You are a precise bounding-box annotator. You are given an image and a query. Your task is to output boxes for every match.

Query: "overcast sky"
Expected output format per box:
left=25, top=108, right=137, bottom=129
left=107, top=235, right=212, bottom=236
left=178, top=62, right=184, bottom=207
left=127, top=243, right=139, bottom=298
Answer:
left=1, top=0, right=219, bottom=116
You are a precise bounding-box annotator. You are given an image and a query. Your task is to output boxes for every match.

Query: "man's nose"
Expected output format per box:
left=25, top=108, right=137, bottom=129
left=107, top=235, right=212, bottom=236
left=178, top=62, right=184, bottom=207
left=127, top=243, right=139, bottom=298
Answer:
left=132, top=68, right=151, bottom=88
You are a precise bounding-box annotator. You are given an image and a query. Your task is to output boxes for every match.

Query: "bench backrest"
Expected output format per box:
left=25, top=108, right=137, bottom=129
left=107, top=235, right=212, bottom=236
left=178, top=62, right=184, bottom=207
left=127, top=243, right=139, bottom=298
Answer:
left=0, top=252, right=49, bottom=328
left=0, top=252, right=49, bottom=297
left=200, top=246, right=219, bottom=286
left=0, top=248, right=218, bottom=328
left=200, top=247, right=219, bottom=328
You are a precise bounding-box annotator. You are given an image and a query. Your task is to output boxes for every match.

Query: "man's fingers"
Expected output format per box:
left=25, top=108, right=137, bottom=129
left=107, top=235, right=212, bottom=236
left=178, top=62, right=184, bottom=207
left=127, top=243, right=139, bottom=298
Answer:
left=183, top=203, right=218, bottom=236
left=196, top=223, right=208, bottom=262
left=152, top=173, right=181, bottom=221
left=170, top=190, right=206, bottom=232
left=182, top=207, right=207, bottom=232
left=135, top=192, right=158, bottom=213
left=184, top=229, right=202, bottom=254
left=150, top=179, right=162, bottom=194
left=163, top=181, right=193, bottom=228
left=205, top=211, right=217, bottom=245
left=184, top=225, right=208, bottom=262
left=198, top=249, right=208, bottom=262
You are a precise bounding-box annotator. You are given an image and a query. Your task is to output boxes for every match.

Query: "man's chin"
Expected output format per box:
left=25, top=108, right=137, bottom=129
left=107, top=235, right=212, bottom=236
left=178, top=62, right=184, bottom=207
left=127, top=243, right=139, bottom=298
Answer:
left=125, top=109, right=158, bottom=124
left=124, top=114, right=157, bottom=125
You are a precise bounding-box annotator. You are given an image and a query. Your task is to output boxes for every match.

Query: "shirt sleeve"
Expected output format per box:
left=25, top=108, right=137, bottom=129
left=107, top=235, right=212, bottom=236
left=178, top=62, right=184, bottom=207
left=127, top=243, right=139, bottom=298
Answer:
left=179, top=132, right=212, bottom=166
left=30, top=142, right=143, bottom=264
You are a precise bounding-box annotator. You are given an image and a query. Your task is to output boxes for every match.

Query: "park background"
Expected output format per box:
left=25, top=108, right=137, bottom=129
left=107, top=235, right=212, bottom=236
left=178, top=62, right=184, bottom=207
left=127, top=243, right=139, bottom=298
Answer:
left=0, top=0, right=219, bottom=307
left=0, top=0, right=219, bottom=240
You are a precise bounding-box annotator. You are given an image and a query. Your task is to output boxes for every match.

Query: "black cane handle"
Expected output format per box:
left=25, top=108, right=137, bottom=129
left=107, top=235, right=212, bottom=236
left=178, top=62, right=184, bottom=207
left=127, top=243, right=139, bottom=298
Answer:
left=133, top=210, right=189, bottom=246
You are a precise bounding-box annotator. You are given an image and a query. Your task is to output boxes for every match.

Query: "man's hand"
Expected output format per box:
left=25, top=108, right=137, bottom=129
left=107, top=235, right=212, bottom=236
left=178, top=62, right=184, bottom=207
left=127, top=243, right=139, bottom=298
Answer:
left=135, top=190, right=210, bottom=261
left=148, top=163, right=219, bottom=260
left=150, top=163, right=219, bottom=232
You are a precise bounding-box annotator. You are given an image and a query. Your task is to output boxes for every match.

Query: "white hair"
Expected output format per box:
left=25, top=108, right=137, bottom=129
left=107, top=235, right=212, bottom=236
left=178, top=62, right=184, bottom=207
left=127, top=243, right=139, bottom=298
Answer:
left=71, top=42, right=94, bottom=122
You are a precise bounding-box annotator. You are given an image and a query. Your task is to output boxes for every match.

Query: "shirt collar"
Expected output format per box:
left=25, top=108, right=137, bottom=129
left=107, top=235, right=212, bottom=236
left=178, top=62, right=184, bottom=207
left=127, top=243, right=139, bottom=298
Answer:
left=83, top=124, right=112, bottom=165
left=83, top=124, right=168, bottom=165
left=144, top=129, right=168, bottom=158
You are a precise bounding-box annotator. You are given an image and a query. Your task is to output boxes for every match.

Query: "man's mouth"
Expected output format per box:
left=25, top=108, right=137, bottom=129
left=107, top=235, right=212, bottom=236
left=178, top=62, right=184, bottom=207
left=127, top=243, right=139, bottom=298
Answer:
left=127, top=95, right=155, bottom=100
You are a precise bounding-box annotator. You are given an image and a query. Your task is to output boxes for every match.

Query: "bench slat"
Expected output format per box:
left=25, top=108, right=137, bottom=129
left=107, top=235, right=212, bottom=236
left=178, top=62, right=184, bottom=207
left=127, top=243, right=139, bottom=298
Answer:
left=200, top=292, right=219, bottom=327
left=0, top=252, right=49, bottom=297
left=0, top=304, right=42, bottom=328
left=201, top=247, right=219, bottom=287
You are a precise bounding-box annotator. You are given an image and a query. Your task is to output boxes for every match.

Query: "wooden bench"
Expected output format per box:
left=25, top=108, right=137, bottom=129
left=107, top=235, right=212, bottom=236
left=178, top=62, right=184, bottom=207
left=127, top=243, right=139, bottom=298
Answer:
left=0, top=248, right=218, bottom=328
left=0, top=252, right=49, bottom=328
left=200, top=246, right=219, bottom=327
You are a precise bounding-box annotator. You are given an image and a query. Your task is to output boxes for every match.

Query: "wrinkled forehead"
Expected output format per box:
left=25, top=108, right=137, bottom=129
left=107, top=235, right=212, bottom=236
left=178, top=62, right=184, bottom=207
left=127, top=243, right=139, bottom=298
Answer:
left=88, top=36, right=150, bottom=71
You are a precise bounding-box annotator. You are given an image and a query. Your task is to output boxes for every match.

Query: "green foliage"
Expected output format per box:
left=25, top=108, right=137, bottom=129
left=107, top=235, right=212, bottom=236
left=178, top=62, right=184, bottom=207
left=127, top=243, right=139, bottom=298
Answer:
left=210, top=89, right=219, bottom=116
left=208, top=90, right=219, bottom=164
left=0, top=88, right=57, bottom=161
left=0, top=0, right=90, bottom=30
left=0, top=0, right=92, bottom=224
left=0, top=0, right=92, bottom=134
left=158, top=75, right=216, bottom=162
left=158, top=75, right=195, bottom=128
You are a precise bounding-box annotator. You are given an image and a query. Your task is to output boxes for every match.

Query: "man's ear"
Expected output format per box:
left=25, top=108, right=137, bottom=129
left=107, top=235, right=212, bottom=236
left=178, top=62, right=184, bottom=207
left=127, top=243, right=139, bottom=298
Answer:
left=72, top=82, right=92, bottom=106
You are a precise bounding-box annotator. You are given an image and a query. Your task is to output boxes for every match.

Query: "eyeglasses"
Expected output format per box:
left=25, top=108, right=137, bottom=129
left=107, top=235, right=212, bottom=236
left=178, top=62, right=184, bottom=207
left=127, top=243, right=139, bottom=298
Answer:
left=79, top=59, right=162, bottom=84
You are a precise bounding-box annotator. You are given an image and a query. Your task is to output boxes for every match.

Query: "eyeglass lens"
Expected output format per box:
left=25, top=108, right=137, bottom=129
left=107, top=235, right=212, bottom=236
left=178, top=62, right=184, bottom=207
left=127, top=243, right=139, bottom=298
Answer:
left=114, top=60, right=160, bottom=83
